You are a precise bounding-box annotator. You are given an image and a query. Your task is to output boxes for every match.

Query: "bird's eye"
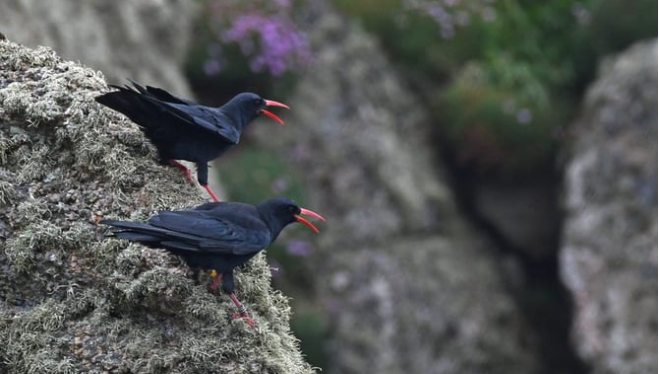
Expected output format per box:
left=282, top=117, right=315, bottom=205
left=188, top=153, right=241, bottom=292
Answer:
left=288, top=205, right=297, bottom=213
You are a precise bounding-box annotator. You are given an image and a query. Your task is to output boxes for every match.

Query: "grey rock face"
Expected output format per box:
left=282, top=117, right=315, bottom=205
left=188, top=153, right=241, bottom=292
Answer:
left=0, top=40, right=312, bottom=374
left=257, top=5, right=540, bottom=374
left=560, top=39, right=658, bottom=374
left=323, top=235, right=537, bottom=374
left=0, top=0, right=196, bottom=96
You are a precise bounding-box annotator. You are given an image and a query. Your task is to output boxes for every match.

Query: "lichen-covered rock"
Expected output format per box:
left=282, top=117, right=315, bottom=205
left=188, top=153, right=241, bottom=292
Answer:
left=560, top=39, right=658, bottom=374
left=255, top=3, right=540, bottom=374
left=0, top=0, right=228, bottom=201
left=0, top=40, right=312, bottom=374
left=0, top=0, right=196, bottom=97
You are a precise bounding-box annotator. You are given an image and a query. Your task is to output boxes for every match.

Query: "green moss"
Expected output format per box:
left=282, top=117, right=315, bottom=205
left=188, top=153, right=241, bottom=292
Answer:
left=4, top=220, right=91, bottom=272
left=0, top=128, right=29, bottom=166
left=0, top=179, right=16, bottom=205
left=17, top=299, right=68, bottom=332
left=0, top=39, right=313, bottom=373
left=3, top=298, right=78, bottom=374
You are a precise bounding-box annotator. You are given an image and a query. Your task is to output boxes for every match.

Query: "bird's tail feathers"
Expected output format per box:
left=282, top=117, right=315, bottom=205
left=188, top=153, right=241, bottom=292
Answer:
left=112, top=232, right=161, bottom=242
left=95, top=82, right=166, bottom=128
left=100, top=219, right=151, bottom=231
left=101, top=219, right=169, bottom=243
left=95, top=88, right=148, bottom=120
left=100, top=219, right=202, bottom=246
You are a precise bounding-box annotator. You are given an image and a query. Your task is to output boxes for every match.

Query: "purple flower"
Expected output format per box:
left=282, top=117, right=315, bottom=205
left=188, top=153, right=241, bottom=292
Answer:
left=516, top=108, right=533, bottom=125
left=203, top=59, right=223, bottom=76
left=406, top=0, right=498, bottom=39
left=215, top=12, right=313, bottom=76
left=571, top=2, right=591, bottom=25
left=286, top=240, right=315, bottom=257
left=291, top=143, right=312, bottom=162
left=271, top=177, right=289, bottom=194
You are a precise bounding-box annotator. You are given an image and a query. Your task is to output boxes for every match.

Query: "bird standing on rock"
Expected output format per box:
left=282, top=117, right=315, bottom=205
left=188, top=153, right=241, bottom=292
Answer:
left=95, top=81, right=289, bottom=202
left=101, top=198, right=325, bottom=327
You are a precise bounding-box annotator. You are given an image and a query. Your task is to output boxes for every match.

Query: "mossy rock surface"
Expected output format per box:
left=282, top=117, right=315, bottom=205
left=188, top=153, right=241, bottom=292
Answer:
left=0, top=39, right=312, bottom=374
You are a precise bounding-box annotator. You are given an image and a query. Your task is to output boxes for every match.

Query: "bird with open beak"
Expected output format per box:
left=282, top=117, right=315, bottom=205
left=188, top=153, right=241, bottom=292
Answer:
left=95, top=80, right=289, bottom=202
left=101, top=198, right=325, bottom=327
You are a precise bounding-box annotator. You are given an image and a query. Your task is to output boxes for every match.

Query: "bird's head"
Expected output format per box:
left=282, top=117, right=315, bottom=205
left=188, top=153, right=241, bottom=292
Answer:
left=224, top=92, right=289, bottom=126
left=258, top=198, right=326, bottom=239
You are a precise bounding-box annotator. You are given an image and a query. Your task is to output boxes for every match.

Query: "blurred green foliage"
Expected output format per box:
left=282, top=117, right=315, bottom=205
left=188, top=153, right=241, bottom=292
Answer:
left=289, top=302, right=330, bottom=370
left=218, top=147, right=305, bottom=204
left=336, top=0, right=657, bottom=175
left=438, top=59, right=565, bottom=174
left=570, top=0, right=659, bottom=88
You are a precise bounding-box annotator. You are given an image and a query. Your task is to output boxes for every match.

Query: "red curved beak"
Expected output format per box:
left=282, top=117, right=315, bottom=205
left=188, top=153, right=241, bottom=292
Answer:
left=264, top=99, right=290, bottom=110
left=294, top=207, right=326, bottom=234
left=260, top=99, right=290, bottom=125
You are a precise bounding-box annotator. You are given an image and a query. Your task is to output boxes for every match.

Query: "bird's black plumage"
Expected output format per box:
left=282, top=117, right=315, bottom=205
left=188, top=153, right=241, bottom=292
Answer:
left=95, top=81, right=289, bottom=201
left=101, top=198, right=325, bottom=326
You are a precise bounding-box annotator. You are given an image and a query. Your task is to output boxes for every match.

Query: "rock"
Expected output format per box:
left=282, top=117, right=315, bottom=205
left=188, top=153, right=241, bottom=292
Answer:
left=0, top=0, right=227, bottom=200
left=323, top=235, right=537, bottom=374
left=0, top=0, right=196, bottom=97
left=560, top=39, right=658, bottom=374
left=256, top=3, right=541, bottom=373
left=0, top=40, right=312, bottom=374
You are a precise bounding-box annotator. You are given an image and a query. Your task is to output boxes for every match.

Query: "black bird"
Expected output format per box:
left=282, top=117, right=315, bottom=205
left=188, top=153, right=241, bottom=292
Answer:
left=101, top=198, right=325, bottom=327
left=95, top=81, right=289, bottom=202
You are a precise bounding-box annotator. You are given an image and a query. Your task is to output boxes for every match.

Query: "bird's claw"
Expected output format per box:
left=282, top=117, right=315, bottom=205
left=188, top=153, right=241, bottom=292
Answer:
left=92, top=214, right=103, bottom=226
left=231, top=312, right=257, bottom=328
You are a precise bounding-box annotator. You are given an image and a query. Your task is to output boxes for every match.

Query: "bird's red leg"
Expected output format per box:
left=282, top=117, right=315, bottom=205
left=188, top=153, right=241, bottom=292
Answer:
left=168, top=160, right=194, bottom=184
left=202, top=184, right=220, bottom=202
left=229, top=293, right=257, bottom=328
left=210, top=270, right=223, bottom=291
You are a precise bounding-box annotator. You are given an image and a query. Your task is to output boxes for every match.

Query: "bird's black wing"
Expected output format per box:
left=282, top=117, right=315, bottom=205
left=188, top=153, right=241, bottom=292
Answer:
left=129, top=80, right=240, bottom=144
left=165, top=104, right=240, bottom=144
left=98, top=82, right=239, bottom=144
left=148, top=209, right=270, bottom=255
